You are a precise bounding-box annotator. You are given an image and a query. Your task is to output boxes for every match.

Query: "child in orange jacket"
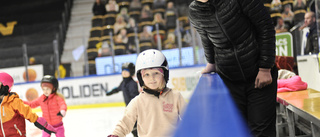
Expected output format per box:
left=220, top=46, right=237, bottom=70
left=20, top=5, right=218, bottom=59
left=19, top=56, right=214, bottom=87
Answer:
left=0, top=72, right=56, bottom=137
left=24, top=75, right=67, bottom=137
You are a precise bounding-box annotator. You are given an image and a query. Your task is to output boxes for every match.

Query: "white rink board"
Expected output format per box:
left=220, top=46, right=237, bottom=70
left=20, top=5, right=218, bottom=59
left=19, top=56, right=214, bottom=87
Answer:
left=13, top=66, right=204, bottom=106
left=0, top=64, right=43, bottom=83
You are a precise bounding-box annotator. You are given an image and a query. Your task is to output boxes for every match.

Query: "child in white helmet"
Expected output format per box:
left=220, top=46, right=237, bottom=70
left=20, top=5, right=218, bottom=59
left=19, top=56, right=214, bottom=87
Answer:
left=108, top=49, right=186, bottom=137
left=0, top=72, right=56, bottom=136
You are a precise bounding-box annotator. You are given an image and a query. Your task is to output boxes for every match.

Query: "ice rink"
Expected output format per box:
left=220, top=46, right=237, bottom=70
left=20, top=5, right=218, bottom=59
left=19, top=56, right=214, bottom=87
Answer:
left=25, top=73, right=251, bottom=137
left=26, top=105, right=135, bottom=137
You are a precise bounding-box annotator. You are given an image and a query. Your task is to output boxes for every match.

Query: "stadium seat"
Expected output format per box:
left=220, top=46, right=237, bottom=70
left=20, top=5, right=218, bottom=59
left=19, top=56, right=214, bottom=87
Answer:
left=0, top=47, right=23, bottom=59
left=139, top=40, right=154, bottom=52
left=114, top=42, right=127, bottom=55
left=88, top=37, right=101, bottom=49
left=117, top=0, right=130, bottom=10
left=128, top=8, right=141, bottom=23
left=88, top=60, right=97, bottom=75
left=141, top=0, right=153, bottom=9
left=87, top=48, right=99, bottom=60
left=103, top=13, right=117, bottom=26
left=90, top=27, right=103, bottom=38
left=92, top=15, right=104, bottom=27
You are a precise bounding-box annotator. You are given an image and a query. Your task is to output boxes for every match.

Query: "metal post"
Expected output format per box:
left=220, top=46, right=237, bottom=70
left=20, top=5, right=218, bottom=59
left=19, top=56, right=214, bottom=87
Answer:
left=155, top=23, right=162, bottom=50
left=176, top=19, right=183, bottom=66
left=110, top=31, right=116, bottom=73
left=83, top=36, right=89, bottom=76
left=64, top=2, right=69, bottom=24
left=190, top=23, right=197, bottom=65
left=58, top=24, right=64, bottom=48
left=62, top=13, right=66, bottom=32
left=315, top=0, right=320, bottom=53
left=53, top=39, right=60, bottom=78
left=196, top=29, right=205, bottom=64
left=22, top=43, right=29, bottom=82
left=134, top=26, right=140, bottom=54
left=286, top=108, right=296, bottom=137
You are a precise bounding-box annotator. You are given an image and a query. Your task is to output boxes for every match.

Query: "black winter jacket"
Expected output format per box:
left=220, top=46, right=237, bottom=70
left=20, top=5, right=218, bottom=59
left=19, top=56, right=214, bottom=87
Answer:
left=118, top=77, right=139, bottom=105
left=305, top=22, right=319, bottom=54
left=189, top=0, right=275, bottom=81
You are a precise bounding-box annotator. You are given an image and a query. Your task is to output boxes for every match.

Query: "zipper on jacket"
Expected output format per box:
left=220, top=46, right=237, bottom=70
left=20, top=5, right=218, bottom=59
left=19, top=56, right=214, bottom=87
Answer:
left=0, top=104, right=5, bottom=137
left=14, top=124, right=22, bottom=136
left=46, top=100, right=52, bottom=123
left=214, top=8, right=247, bottom=81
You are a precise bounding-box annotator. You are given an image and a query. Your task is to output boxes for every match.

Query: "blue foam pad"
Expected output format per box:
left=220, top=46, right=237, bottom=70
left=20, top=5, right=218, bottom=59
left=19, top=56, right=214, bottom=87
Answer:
left=173, top=73, right=252, bottom=137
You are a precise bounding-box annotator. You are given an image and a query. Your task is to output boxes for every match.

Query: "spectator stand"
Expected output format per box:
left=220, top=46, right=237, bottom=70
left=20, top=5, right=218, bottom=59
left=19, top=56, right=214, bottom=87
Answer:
left=0, top=0, right=72, bottom=77
left=86, top=0, right=206, bottom=75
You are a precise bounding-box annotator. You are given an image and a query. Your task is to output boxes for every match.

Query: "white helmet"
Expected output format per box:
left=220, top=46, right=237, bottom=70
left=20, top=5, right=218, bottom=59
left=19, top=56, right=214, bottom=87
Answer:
left=135, top=49, right=169, bottom=87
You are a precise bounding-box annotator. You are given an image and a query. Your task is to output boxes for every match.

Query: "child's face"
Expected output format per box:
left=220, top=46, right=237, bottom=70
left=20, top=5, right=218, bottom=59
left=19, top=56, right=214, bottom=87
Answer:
left=141, top=68, right=164, bottom=90
left=122, top=70, right=131, bottom=78
left=42, top=86, right=52, bottom=97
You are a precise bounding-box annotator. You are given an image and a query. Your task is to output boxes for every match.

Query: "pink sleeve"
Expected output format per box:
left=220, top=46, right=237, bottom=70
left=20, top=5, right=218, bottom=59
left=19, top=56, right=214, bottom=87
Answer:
left=57, top=96, right=67, bottom=111
left=23, top=96, right=42, bottom=108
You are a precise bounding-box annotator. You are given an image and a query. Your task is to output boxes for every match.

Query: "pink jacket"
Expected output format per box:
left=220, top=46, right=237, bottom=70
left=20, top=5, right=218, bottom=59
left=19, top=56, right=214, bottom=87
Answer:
left=277, top=76, right=308, bottom=92
left=24, top=93, right=67, bottom=125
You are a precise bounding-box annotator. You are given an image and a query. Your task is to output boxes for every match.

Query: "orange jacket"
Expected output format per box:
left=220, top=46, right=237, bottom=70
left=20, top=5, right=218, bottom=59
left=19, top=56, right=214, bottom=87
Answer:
left=0, top=92, right=38, bottom=137
left=24, top=93, right=67, bottom=125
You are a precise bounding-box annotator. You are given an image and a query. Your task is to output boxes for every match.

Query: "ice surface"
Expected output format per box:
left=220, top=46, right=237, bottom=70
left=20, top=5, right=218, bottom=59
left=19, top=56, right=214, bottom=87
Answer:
left=26, top=107, right=134, bottom=137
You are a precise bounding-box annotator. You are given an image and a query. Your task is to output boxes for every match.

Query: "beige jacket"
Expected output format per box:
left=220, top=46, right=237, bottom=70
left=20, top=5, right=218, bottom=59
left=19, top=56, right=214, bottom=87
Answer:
left=112, top=88, right=186, bottom=137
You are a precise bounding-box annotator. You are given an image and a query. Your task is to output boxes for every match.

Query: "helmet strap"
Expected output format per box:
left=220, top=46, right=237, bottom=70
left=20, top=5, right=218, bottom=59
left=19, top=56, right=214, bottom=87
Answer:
left=143, top=87, right=167, bottom=98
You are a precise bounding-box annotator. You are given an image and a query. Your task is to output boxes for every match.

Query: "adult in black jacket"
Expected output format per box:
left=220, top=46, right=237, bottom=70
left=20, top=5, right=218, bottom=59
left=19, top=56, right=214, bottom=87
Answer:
left=189, top=0, right=278, bottom=137
left=300, top=11, right=319, bottom=55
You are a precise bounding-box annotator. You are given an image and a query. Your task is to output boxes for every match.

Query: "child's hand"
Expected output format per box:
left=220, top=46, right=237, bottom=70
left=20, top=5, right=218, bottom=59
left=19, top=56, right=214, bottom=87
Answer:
left=57, top=110, right=66, bottom=117
left=107, top=135, right=119, bottom=137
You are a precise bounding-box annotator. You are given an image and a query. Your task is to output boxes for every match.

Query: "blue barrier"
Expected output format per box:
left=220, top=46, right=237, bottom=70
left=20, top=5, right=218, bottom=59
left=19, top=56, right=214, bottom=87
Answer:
left=173, top=73, right=252, bottom=137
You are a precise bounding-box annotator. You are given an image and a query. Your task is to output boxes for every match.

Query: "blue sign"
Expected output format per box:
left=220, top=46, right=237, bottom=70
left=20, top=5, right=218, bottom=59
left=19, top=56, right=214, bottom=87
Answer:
left=95, top=47, right=195, bottom=75
left=95, top=54, right=137, bottom=75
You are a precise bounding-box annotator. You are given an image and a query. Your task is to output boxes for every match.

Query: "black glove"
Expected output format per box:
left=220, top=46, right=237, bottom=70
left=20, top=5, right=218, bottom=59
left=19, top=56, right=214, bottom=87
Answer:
left=34, top=117, right=56, bottom=134
left=0, top=83, right=9, bottom=96
left=106, top=87, right=119, bottom=96
left=57, top=111, right=63, bottom=117
left=107, top=135, right=119, bottom=137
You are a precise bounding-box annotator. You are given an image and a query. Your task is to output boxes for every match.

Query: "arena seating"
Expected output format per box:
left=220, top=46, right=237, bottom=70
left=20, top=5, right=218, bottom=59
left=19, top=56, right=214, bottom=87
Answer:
left=0, top=0, right=72, bottom=75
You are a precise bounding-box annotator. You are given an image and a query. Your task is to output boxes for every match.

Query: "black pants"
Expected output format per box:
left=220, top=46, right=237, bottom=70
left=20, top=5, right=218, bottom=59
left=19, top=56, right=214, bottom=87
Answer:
left=219, top=67, right=278, bottom=137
